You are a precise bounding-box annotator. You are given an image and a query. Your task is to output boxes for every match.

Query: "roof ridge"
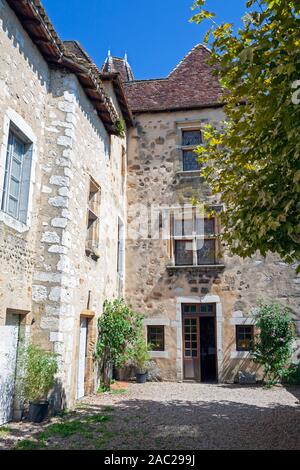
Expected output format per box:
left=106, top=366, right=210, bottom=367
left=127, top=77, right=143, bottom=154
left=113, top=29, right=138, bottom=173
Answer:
left=168, top=44, right=210, bottom=77
left=126, top=78, right=169, bottom=84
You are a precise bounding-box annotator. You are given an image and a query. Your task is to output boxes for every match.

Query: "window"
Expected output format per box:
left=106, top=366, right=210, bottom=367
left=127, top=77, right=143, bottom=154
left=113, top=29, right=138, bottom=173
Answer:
left=183, top=318, right=198, bottom=357
left=172, top=207, right=218, bottom=266
left=236, top=326, right=254, bottom=351
left=1, top=127, right=33, bottom=223
left=181, top=129, right=202, bottom=172
left=147, top=326, right=165, bottom=351
left=117, top=218, right=125, bottom=279
left=85, top=177, right=100, bottom=260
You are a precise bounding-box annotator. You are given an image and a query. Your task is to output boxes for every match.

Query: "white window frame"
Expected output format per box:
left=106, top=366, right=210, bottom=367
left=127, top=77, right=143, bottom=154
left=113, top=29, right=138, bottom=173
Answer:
left=172, top=207, right=218, bottom=267
left=0, top=109, right=37, bottom=232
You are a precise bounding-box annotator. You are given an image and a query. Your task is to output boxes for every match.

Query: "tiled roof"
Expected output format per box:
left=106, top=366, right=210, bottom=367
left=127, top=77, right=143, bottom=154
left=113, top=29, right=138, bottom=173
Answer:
left=124, top=45, right=224, bottom=113
left=64, top=42, right=133, bottom=126
left=6, top=1, right=131, bottom=133
left=102, top=56, right=134, bottom=82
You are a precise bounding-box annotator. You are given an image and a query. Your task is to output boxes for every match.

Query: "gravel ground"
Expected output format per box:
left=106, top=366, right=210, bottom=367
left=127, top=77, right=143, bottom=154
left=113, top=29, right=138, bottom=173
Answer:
left=1, top=382, right=300, bottom=450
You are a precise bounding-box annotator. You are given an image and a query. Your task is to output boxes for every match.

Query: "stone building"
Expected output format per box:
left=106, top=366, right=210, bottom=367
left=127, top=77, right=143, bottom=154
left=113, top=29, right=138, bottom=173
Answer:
left=0, top=0, right=131, bottom=424
left=0, top=0, right=299, bottom=424
left=121, top=46, right=300, bottom=384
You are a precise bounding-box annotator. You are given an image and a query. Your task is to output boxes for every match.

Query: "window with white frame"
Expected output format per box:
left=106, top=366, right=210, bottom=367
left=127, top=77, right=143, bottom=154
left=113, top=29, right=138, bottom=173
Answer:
left=181, top=129, right=202, bottom=172
left=172, top=207, right=218, bottom=266
left=1, top=126, right=33, bottom=224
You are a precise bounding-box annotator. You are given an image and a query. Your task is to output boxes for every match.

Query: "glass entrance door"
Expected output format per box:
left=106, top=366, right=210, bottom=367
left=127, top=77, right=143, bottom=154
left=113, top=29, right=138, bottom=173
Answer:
left=182, top=304, right=217, bottom=382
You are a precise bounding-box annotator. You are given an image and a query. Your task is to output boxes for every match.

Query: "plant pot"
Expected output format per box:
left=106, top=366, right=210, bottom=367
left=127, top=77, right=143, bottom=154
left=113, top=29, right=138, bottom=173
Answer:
left=28, top=401, right=49, bottom=423
left=136, top=372, right=148, bottom=384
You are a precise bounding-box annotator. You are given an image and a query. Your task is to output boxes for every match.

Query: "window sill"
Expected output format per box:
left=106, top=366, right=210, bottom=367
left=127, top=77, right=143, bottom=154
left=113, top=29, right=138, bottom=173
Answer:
left=230, top=351, right=253, bottom=359
left=167, top=264, right=225, bottom=270
left=0, top=211, right=30, bottom=233
left=176, top=171, right=202, bottom=177
left=149, top=351, right=170, bottom=359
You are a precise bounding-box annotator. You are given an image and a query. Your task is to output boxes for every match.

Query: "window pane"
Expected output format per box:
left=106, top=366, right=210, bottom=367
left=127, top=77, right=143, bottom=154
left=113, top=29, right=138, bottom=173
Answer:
left=236, top=326, right=254, bottom=351
left=197, top=239, right=216, bottom=265
left=8, top=197, right=18, bottom=218
left=9, top=179, right=20, bottom=199
left=182, top=130, right=202, bottom=146
left=174, top=209, right=193, bottom=236
left=183, top=150, right=201, bottom=171
left=196, top=217, right=215, bottom=236
left=13, top=138, right=25, bottom=160
left=147, top=326, right=164, bottom=351
left=175, top=240, right=193, bottom=266
left=11, top=159, right=22, bottom=180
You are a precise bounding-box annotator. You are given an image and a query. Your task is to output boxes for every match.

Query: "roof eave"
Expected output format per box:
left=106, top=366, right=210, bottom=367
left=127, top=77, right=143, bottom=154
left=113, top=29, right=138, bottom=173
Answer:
left=131, top=102, right=225, bottom=114
left=100, top=72, right=134, bottom=127
left=6, top=0, right=120, bottom=135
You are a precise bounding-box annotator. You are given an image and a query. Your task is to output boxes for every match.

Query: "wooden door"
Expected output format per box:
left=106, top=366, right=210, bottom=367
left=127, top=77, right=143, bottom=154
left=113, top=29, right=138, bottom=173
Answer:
left=182, top=304, right=217, bottom=382
left=182, top=316, right=200, bottom=381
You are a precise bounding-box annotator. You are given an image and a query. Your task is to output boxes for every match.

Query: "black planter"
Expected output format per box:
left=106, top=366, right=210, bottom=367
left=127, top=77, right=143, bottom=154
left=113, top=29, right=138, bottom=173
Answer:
left=136, top=372, right=148, bottom=384
left=28, top=401, right=49, bottom=423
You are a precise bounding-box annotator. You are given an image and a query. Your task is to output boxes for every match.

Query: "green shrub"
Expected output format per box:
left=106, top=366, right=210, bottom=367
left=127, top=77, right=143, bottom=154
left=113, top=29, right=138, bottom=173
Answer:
left=20, top=344, right=58, bottom=402
left=95, top=299, right=144, bottom=389
left=253, top=304, right=295, bottom=387
left=281, top=363, right=300, bottom=385
left=131, top=337, right=151, bottom=373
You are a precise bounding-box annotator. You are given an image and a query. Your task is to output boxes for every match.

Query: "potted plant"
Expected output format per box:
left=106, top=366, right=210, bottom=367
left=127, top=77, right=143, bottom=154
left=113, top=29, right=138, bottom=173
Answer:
left=132, top=337, right=151, bottom=384
left=21, top=344, right=58, bottom=423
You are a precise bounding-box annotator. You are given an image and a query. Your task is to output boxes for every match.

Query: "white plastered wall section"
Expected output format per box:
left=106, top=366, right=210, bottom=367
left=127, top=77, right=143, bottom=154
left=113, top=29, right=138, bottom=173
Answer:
left=0, top=108, right=37, bottom=232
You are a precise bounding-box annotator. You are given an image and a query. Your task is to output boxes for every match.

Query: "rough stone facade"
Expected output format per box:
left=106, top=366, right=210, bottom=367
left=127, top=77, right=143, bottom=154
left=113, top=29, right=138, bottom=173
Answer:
left=0, top=0, right=299, bottom=423
left=125, top=109, right=300, bottom=382
left=0, top=0, right=128, bottom=418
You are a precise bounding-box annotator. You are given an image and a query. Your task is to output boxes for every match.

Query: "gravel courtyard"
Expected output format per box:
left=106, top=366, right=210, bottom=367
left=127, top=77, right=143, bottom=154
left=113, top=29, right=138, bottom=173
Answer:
left=1, top=382, right=300, bottom=450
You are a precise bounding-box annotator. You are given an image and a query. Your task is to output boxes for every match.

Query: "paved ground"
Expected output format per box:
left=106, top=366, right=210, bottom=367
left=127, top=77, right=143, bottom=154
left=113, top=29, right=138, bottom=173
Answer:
left=1, top=382, right=300, bottom=450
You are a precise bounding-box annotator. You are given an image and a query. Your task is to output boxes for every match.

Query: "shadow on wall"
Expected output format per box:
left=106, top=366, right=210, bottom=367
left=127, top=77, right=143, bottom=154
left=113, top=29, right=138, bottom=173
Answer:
left=48, top=379, right=67, bottom=416
left=221, top=341, right=262, bottom=383
left=1, top=4, right=111, bottom=152
left=1, top=390, right=300, bottom=450
left=1, top=4, right=50, bottom=88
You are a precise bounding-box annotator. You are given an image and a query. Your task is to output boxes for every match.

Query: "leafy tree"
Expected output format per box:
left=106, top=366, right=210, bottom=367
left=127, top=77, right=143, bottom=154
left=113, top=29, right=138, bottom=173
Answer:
left=95, top=299, right=144, bottom=390
left=253, top=304, right=295, bottom=386
left=191, top=0, right=300, bottom=267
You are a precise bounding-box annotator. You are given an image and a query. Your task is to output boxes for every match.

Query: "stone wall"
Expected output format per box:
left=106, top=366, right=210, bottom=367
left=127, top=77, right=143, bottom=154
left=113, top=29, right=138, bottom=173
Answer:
left=125, top=109, right=300, bottom=382
left=0, top=0, right=127, bottom=409
left=0, top=0, right=50, bottom=324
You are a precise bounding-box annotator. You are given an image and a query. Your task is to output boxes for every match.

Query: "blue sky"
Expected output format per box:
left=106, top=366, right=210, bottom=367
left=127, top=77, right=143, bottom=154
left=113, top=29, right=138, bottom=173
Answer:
left=42, top=0, right=247, bottom=80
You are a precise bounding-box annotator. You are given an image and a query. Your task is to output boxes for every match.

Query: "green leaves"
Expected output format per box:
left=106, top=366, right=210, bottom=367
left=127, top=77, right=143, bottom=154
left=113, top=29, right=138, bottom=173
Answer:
left=95, top=299, right=144, bottom=383
left=20, top=345, right=58, bottom=402
left=253, top=304, right=295, bottom=386
left=191, top=0, right=300, bottom=266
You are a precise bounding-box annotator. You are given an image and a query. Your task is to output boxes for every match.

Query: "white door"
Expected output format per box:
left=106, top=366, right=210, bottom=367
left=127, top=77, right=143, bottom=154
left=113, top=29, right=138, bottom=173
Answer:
left=0, top=314, right=20, bottom=425
left=77, top=317, right=88, bottom=399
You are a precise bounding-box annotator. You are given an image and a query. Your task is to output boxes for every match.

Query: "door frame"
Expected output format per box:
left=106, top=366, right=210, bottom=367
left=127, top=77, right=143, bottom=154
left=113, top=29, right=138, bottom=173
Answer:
left=182, top=304, right=218, bottom=382
left=76, top=310, right=96, bottom=400
left=176, top=296, right=223, bottom=382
